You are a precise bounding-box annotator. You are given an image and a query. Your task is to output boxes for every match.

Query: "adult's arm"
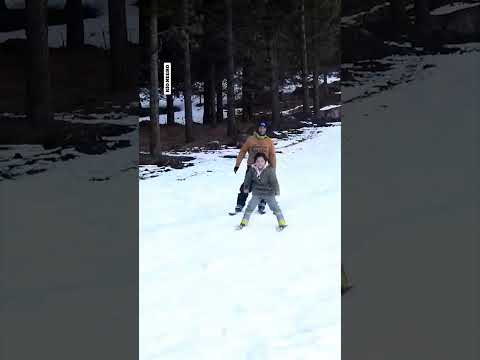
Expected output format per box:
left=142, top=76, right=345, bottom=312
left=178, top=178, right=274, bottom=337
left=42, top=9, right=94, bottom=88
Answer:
left=235, top=137, right=252, bottom=167
left=269, top=140, right=277, bottom=168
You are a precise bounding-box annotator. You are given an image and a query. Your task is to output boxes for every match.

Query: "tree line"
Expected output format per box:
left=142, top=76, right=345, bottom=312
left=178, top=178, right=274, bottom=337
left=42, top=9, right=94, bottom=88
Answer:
left=18, top=0, right=340, bottom=162
left=143, top=0, right=341, bottom=161
left=389, top=0, right=451, bottom=45
left=22, top=0, right=133, bottom=127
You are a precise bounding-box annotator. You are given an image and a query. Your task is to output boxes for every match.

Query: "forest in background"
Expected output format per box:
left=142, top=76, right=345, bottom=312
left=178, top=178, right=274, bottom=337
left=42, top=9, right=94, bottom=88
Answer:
left=140, top=0, right=341, bottom=164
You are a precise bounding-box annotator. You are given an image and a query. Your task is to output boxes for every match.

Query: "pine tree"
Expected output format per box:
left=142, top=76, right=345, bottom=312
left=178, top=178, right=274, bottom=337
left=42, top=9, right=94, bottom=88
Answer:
left=208, top=62, right=217, bottom=127
left=225, top=0, right=237, bottom=138
left=390, top=0, right=410, bottom=36
left=414, top=0, right=433, bottom=46
left=108, top=0, right=129, bottom=90
left=66, top=0, right=84, bottom=49
left=26, top=0, right=51, bottom=126
left=269, top=29, right=280, bottom=129
left=215, top=64, right=224, bottom=124
left=311, top=0, right=320, bottom=115
left=166, top=95, right=175, bottom=125
left=300, top=0, right=309, bottom=116
left=149, top=0, right=162, bottom=160
left=182, top=0, right=194, bottom=142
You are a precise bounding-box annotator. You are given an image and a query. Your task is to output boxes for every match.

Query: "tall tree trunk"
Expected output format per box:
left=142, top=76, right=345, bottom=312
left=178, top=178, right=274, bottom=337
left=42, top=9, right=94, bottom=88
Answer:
left=166, top=95, right=175, bottom=125
left=414, top=0, right=432, bottom=46
left=66, top=0, right=84, bottom=49
left=312, top=65, right=320, bottom=115
left=300, top=0, right=309, bottom=115
left=225, top=0, right=237, bottom=138
left=312, top=1, right=320, bottom=116
left=323, top=73, right=329, bottom=99
left=108, top=0, right=129, bottom=91
left=202, top=79, right=210, bottom=125
left=149, top=0, right=161, bottom=160
left=216, top=65, right=224, bottom=124
left=390, top=0, right=410, bottom=35
left=270, top=30, right=280, bottom=130
left=208, top=62, right=217, bottom=127
left=241, top=41, right=254, bottom=124
left=183, top=0, right=194, bottom=142
left=26, top=0, right=51, bottom=126
left=242, top=60, right=254, bottom=123
left=139, top=0, right=150, bottom=84
left=241, top=65, right=248, bottom=123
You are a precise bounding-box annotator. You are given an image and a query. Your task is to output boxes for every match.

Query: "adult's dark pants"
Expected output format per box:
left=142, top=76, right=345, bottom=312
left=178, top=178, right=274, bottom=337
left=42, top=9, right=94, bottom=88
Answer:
left=236, top=167, right=266, bottom=210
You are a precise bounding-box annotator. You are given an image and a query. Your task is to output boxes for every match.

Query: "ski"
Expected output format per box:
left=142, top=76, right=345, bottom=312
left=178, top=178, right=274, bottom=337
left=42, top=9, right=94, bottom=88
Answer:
left=229, top=211, right=240, bottom=216
left=276, top=225, right=288, bottom=232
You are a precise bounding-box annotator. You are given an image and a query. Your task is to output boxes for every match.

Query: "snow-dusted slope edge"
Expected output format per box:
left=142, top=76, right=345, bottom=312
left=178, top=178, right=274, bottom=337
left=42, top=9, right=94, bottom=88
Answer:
left=342, top=44, right=480, bottom=359
left=139, top=125, right=341, bottom=360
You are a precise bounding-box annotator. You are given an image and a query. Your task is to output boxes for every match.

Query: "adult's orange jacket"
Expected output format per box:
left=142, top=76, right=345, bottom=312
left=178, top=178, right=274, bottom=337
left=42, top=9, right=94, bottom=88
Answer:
left=235, top=132, right=276, bottom=168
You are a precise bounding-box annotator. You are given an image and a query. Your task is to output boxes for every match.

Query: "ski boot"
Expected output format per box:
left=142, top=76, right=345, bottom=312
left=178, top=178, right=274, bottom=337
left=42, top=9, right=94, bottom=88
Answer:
left=236, top=219, right=248, bottom=230
left=277, top=219, right=287, bottom=231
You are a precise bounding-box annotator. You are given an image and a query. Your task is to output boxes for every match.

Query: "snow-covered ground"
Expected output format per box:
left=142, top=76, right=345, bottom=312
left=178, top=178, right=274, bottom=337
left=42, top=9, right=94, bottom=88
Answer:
left=139, top=124, right=341, bottom=359
left=0, top=112, right=137, bottom=179
left=0, top=110, right=139, bottom=359
left=282, top=74, right=341, bottom=95
left=342, top=43, right=480, bottom=359
left=341, top=2, right=390, bottom=26
left=342, top=54, right=429, bottom=103
left=430, top=1, right=480, bottom=15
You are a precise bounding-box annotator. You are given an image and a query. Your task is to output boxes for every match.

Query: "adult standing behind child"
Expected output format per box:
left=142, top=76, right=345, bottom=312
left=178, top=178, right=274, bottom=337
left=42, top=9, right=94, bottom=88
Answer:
left=233, top=121, right=277, bottom=214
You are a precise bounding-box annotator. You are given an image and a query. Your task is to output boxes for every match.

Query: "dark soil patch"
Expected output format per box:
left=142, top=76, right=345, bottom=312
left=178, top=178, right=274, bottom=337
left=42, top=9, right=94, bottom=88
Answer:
left=139, top=153, right=196, bottom=168
left=139, top=121, right=238, bottom=154
left=25, top=168, right=47, bottom=175
left=89, top=177, right=111, bottom=182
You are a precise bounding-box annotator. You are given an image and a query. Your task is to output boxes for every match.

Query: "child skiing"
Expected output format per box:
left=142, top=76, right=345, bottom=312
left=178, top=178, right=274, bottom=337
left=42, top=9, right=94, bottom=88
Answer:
left=233, top=121, right=277, bottom=214
left=238, top=152, right=287, bottom=230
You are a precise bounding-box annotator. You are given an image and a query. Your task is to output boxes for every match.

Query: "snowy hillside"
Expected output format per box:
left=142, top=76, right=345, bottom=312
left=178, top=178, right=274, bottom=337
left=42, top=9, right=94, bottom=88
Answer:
left=342, top=43, right=480, bottom=358
left=139, top=125, right=341, bottom=359
left=431, top=1, right=480, bottom=15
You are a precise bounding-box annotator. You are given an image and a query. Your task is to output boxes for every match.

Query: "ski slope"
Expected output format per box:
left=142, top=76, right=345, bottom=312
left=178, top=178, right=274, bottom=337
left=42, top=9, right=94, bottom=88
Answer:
left=139, top=125, right=341, bottom=360
left=342, top=43, right=480, bottom=359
